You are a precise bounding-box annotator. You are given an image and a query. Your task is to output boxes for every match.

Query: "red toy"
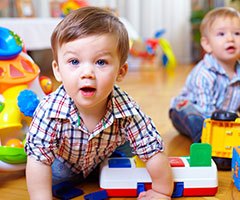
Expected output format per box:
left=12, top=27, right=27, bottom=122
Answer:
left=100, top=143, right=218, bottom=197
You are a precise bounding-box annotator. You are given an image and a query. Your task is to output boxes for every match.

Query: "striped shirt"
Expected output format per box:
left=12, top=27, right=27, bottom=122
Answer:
left=171, top=54, right=240, bottom=118
left=25, top=85, right=164, bottom=177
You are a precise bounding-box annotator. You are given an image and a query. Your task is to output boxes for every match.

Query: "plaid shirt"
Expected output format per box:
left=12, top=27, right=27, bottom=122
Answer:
left=25, top=85, right=164, bottom=177
left=171, top=54, right=240, bottom=118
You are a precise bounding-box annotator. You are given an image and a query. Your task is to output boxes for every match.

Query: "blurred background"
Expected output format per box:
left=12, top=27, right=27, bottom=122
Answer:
left=0, top=0, right=239, bottom=70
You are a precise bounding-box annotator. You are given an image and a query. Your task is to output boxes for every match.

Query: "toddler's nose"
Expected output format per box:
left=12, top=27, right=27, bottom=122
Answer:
left=80, top=64, right=95, bottom=79
left=227, top=32, right=234, bottom=41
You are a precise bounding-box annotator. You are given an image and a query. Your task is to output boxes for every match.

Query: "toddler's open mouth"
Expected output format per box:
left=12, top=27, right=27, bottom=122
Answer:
left=226, top=46, right=236, bottom=53
left=80, top=86, right=96, bottom=97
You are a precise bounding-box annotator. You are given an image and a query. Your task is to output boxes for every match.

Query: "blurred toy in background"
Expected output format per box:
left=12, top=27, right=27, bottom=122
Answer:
left=129, top=29, right=177, bottom=71
left=61, top=0, right=89, bottom=17
left=0, top=26, right=53, bottom=171
left=50, top=0, right=89, bottom=18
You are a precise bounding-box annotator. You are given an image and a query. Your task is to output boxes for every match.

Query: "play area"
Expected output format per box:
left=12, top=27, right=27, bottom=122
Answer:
left=0, top=0, right=240, bottom=199
left=0, top=27, right=239, bottom=199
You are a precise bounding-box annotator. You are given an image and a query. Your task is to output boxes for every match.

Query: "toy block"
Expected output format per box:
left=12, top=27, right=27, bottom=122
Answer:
left=100, top=143, right=218, bottom=197
left=232, top=146, right=240, bottom=190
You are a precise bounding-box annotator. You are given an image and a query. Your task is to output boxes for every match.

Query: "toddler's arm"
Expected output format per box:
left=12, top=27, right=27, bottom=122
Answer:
left=138, top=152, right=173, bottom=199
left=26, top=156, right=52, bottom=200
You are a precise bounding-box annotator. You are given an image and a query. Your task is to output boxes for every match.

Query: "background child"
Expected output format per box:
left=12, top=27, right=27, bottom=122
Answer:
left=169, top=7, right=240, bottom=143
left=25, top=6, right=173, bottom=199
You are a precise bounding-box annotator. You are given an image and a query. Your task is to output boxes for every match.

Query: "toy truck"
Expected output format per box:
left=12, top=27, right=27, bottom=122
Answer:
left=201, top=110, right=240, bottom=170
left=100, top=143, right=218, bottom=198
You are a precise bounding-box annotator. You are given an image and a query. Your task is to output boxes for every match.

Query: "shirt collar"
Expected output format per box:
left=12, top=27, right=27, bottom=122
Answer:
left=46, top=85, right=79, bottom=125
left=204, top=54, right=240, bottom=82
left=203, top=54, right=226, bottom=75
left=46, top=85, right=138, bottom=125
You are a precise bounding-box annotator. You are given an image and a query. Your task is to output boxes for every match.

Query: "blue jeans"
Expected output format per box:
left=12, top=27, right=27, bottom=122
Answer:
left=169, top=101, right=204, bottom=143
left=52, top=141, right=133, bottom=185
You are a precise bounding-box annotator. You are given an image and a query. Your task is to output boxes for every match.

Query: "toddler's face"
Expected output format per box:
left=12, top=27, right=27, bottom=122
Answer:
left=52, top=34, right=127, bottom=112
left=205, top=16, right=240, bottom=63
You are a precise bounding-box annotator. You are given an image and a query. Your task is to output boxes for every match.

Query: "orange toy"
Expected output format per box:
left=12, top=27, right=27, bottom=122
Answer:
left=5, top=138, right=24, bottom=148
left=0, top=53, right=40, bottom=94
left=39, top=76, right=53, bottom=95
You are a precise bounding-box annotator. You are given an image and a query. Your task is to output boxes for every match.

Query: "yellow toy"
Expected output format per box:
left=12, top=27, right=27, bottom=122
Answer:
left=201, top=110, right=240, bottom=170
left=0, top=26, right=53, bottom=171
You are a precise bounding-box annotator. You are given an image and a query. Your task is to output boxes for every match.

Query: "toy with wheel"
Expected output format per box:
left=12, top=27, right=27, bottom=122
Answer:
left=0, top=27, right=53, bottom=171
left=201, top=110, right=240, bottom=170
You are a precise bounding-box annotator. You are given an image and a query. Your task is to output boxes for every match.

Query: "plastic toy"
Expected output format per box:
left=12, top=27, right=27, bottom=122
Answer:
left=201, top=110, right=240, bottom=170
left=39, top=76, right=53, bottom=95
left=84, top=190, right=108, bottom=200
left=100, top=143, right=218, bottom=197
left=130, top=29, right=177, bottom=70
left=52, top=181, right=84, bottom=200
left=0, top=27, right=23, bottom=60
left=61, top=0, right=88, bottom=17
left=232, top=146, right=240, bottom=190
left=5, top=138, right=24, bottom=148
left=0, top=26, right=53, bottom=171
left=154, top=30, right=177, bottom=70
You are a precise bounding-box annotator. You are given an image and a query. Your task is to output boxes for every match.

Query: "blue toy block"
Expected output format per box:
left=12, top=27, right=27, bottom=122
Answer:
left=137, top=183, right=145, bottom=196
left=172, top=182, right=184, bottom=197
left=110, top=150, right=127, bottom=157
left=52, top=181, right=83, bottom=200
left=108, top=158, right=131, bottom=168
left=232, top=146, right=240, bottom=190
left=84, top=190, right=108, bottom=200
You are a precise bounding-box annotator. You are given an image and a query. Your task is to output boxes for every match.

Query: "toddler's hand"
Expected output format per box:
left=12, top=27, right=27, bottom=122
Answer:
left=137, top=189, right=171, bottom=200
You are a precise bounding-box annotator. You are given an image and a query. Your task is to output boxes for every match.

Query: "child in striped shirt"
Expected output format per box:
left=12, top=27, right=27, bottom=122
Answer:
left=169, top=7, right=240, bottom=143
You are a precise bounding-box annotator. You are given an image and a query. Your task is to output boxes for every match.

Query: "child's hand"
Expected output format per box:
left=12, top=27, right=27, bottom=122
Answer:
left=137, top=189, right=171, bottom=200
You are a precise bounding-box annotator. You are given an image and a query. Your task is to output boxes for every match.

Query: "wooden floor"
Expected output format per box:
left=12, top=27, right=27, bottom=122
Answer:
left=0, top=59, right=239, bottom=200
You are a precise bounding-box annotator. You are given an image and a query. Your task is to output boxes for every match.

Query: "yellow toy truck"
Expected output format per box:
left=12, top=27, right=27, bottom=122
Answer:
left=201, top=110, right=240, bottom=170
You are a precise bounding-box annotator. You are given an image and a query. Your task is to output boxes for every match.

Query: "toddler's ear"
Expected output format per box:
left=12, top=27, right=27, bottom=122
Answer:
left=201, top=37, right=212, bottom=53
left=52, top=60, right=62, bottom=82
left=117, top=63, right=128, bottom=82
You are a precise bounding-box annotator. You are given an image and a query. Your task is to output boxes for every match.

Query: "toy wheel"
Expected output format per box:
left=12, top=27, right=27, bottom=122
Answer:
left=212, top=157, right=232, bottom=171
left=211, top=110, right=238, bottom=121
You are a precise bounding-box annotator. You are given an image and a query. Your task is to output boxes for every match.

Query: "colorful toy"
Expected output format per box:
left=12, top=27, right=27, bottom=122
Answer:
left=232, top=146, right=240, bottom=190
left=5, top=138, right=24, bottom=148
left=201, top=110, right=240, bottom=170
left=100, top=143, right=218, bottom=197
left=61, top=0, right=89, bottom=17
left=0, top=26, right=52, bottom=171
left=130, top=29, right=177, bottom=70
left=39, top=76, right=53, bottom=95
left=0, top=27, right=23, bottom=60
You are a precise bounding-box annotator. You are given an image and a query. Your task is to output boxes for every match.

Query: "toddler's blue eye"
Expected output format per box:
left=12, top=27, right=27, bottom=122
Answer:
left=70, top=59, right=79, bottom=65
left=217, top=32, right=224, bottom=36
left=96, top=59, right=106, bottom=66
